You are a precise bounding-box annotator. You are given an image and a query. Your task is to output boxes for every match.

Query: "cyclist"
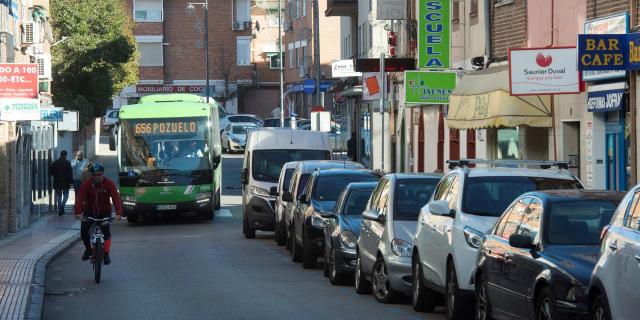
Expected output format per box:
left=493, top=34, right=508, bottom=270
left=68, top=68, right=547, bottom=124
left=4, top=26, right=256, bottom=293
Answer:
left=74, top=162, right=123, bottom=265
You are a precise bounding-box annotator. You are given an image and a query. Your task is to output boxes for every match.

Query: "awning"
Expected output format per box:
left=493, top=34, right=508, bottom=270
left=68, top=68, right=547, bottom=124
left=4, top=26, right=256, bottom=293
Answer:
left=447, top=65, right=551, bottom=129
left=587, top=82, right=627, bottom=113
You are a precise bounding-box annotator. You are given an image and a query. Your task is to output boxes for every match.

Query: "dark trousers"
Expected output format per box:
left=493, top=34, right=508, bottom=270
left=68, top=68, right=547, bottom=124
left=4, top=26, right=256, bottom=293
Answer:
left=81, top=220, right=111, bottom=252
left=54, top=188, right=69, bottom=214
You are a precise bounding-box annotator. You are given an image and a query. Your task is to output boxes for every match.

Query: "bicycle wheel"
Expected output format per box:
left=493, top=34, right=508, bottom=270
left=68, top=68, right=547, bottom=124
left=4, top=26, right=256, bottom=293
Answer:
left=94, top=241, right=103, bottom=283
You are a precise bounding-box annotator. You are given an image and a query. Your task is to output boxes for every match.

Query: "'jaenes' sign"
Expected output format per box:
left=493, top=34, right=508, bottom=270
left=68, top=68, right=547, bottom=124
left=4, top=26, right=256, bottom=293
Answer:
left=578, top=33, right=640, bottom=70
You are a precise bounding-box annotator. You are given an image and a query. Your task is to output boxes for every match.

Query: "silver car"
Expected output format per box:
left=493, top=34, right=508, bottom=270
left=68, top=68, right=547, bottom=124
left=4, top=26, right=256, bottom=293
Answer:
left=355, top=173, right=440, bottom=303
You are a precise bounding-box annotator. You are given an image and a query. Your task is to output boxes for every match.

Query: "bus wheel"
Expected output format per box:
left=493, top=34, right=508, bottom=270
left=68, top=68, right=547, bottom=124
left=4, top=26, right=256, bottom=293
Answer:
left=127, top=213, right=139, bottom=223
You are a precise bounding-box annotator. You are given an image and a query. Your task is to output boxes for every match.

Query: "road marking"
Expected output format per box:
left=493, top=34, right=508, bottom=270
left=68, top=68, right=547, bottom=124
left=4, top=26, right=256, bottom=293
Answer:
left=216, top=209, right=233, bottom=217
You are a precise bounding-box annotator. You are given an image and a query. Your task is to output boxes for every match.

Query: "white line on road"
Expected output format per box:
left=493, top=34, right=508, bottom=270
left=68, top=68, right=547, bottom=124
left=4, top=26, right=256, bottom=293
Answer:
left=216, top=209, right=233, bottom=217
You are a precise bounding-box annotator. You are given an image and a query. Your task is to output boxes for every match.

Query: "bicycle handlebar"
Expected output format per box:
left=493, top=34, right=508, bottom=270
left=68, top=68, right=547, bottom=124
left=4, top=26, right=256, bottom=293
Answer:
left=81, top=217, right=114, bottom=223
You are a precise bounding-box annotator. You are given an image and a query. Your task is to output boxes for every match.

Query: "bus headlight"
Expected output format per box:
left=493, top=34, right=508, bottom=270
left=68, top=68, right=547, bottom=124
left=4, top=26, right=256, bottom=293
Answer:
left=122, top=195, right=136, bottom=207
left=196, top=192, right=212, bottom=204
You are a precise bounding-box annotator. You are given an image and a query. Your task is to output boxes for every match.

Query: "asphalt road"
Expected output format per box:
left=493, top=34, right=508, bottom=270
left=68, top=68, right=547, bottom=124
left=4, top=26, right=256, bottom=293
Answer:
left=43, top=153, right=445, bottom=320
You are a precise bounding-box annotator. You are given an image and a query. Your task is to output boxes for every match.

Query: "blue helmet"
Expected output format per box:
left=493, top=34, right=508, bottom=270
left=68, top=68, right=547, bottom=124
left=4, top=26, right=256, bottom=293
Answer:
left=89, top=162, right=105, bottom=173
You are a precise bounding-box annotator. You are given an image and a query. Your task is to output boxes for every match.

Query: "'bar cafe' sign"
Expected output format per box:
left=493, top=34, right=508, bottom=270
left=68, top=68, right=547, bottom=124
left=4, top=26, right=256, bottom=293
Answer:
left=578, top=33, right=640, bottom=70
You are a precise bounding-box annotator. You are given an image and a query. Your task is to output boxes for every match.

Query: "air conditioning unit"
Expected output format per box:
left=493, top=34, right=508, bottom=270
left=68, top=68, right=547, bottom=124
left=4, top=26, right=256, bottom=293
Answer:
left=21, top=22, right=36, bottom=45
left=243, top=21, right=251, bottom=29
left=35, top=54, right=51, bottom=79
left=299, top=64, right=308, bottom=78
left=232, top=21, right=245, bottom=31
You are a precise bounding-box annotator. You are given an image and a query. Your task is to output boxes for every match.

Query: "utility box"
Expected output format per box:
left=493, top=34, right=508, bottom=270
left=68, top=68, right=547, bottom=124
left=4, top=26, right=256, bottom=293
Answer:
left=311, top=111, right=331, bottom=132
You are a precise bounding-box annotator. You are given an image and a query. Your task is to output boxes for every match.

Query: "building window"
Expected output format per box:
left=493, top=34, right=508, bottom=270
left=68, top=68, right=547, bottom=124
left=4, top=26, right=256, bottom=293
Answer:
left=497, top=128, right=519, bottom=160
left=133, top=0, right=163, bottom=22
left=470, top=0, right=478, bottom=18
left=302, top=0, right=306, bottom=17
left=368, top=23, right=372, bottom=54
left=237, top=37, right=251, bottom=65
left=235, top=0, right=250, bottom=23
left=289, top=0, right=298, bottom=19
left=268, top=53, right=283, bottom=69
left=452, top=2, right=459, bottom=23
left=295, top=47, right=300, bottom=67
left=289, top=47, right=294, bottom=68
left=137, top=41, right=163, bottom=66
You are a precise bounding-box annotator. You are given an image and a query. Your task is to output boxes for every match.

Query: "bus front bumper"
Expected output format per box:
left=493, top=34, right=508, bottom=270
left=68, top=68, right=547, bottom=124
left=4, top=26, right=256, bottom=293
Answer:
left=123, top=199, right=212, bottom=216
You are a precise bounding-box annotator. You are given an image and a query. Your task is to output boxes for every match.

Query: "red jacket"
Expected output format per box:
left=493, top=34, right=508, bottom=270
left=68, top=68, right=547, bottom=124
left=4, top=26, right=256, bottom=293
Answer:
left=75, top=177, right=123, bottom=217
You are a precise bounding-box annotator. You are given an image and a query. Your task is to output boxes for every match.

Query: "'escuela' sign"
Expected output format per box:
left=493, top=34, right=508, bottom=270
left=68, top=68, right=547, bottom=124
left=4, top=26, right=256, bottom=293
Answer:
left=578, top=33, right=640, bottom=70
left=418, top=0, right=450, bottom=69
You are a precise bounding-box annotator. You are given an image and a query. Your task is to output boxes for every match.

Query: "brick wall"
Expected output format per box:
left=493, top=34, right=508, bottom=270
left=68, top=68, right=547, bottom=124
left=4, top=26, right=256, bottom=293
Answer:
left=139, top=66, right=164, bottom=80
left=135, top=22, right=163, bottom=35
left=491, top=0, right=527, bottom=59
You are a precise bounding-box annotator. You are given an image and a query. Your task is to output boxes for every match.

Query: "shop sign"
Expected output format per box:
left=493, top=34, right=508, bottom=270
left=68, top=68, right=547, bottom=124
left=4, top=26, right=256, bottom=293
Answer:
left=418, top=0, right=450, bottom=69
left=303, top=79, right=316, bottom=94
left=136, top=85, right=204, bottom=94
left=583, top=13, right=628, bottom=81
left=509, top=47, right=580, bottom=95
left=290, top=80, right=332, bottom=94
left=331, top=60, right=361, bottom=78
left=362, top=73, right=382, bottom=101
left=577, top=33, right=640, bottom=71
left=377, top=0, right=407, bottom=20
left=0, top=63, right=39, bottom=99
left=405, top=71, right=456, bottom=105
left=58, top=111, right=79, bottom=132
left=0, top=98, right=41, bottom=121
left=587, top=82, right=626, bottom=112
left=40, top=107, right=63, bottom=121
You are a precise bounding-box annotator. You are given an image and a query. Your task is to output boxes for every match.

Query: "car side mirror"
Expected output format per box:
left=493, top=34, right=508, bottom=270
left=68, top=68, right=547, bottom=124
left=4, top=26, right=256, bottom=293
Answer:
left=362, top=210, right=384, bottom=223
left=509, top=234, right=534, bottom=249
left=429, top=200, right=455, bottom=218
left=282, top=191, right=293, bottom=202
left=240, top=169, right=248, bottom=185
left=108, top=135, right=116, bottom=151
left=297, top=193, right=308, bottom=203
left=269, top=186, right=278, bottom=196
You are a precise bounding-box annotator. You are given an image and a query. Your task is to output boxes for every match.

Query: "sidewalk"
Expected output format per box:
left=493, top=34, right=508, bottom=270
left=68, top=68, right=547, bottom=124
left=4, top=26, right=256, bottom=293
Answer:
left=0, top=201, right=80, bottom=320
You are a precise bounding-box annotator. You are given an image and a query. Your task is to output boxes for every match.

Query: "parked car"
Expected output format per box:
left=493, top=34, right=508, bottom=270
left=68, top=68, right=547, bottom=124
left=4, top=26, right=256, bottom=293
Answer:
left=263, top=117, right=307, bottom=128
left=354, top=174, right=441, bottom=303
left=227, top=114, right=263, bottom=126
left=412, top=161, right=583, bottom=318
left=321, top=182, right=377, bottom=285
left=284, top=160, right=365, bottom=251
left=291, top=168, right=379, bottom=268
left=101, top=109, right=119, bottom=133
left=272, top=161, right=300, bottom=246
left=473, top=190, right=622, bottom=320
left=221, top=122, right=258, bottom=153
left=589, top=185, right=640, bottom=320
left=241, top=129, right=332, bottom=239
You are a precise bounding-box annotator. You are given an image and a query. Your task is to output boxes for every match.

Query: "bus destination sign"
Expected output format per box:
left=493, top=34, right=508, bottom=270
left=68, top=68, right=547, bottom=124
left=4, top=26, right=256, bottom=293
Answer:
left=134, top=120, right=199, bottom=135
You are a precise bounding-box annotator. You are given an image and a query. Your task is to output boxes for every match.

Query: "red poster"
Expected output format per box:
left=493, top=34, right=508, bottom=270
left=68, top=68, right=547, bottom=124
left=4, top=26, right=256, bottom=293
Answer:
left=0, top=64, right=38, bottom=99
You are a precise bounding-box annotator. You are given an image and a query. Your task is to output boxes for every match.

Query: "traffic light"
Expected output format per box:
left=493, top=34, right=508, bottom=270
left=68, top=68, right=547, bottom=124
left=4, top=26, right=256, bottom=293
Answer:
left=353, top=58, right=416, bottom=72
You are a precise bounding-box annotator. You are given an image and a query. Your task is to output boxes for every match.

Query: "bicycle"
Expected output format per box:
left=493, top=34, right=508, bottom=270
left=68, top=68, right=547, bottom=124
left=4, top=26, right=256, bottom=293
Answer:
left=83, top=216, right=113, bottom=283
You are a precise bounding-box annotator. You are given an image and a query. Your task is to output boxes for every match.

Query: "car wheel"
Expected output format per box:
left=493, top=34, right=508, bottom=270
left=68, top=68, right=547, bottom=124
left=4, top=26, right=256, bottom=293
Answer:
left=274, top=216, right=286, bottom=246
left=328, top=248, right=348, bottom=286
left=412, top=254, right=437, bottom=312
left=445, top=262, right=470, bottom=320
left=474, top=273, right=492, bottom=320
left=372, top=256, right=397, bottom=303
left=590, top=293, right=611, bottom=320
left=242, top=211, right=256, bottom=239
left=354, top=252, right=371, bottom=294
left=286, top=222, right=292, bottom=252
left=535, top=286, right=555, bottom=320
left=301, top=228, right=317, bottom=269
left=323, top=244, right=330, bottom=277
left=291, top=221, right=303, bottom=262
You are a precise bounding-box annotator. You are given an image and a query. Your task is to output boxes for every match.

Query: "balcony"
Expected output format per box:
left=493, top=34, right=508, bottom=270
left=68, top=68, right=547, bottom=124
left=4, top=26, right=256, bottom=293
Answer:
left=325, top=0, right=357, bottom=17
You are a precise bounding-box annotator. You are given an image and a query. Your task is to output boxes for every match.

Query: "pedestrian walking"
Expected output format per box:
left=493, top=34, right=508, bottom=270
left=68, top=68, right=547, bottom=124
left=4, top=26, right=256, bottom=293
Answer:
left=71, top=151, right=88, bottom=195
left=347, top=132, right=365, bottom=162
left=49, top=150, right=73, bottom=216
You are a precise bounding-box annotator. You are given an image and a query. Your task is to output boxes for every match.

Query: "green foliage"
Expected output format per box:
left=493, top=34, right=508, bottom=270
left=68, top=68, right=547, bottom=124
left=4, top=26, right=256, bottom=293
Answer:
left=51, top=0, right=138, bottom=126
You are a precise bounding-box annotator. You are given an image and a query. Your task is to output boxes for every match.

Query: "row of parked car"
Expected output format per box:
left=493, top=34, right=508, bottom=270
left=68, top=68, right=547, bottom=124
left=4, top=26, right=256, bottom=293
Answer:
left=239, top=129, right=637, bottom=320
left=220, top=114, right=313, bottom=153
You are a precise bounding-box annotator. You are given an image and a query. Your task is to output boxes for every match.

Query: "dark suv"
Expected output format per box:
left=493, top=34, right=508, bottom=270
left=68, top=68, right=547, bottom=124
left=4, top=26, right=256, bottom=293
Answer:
left=291, top=169, right=380, bottom=268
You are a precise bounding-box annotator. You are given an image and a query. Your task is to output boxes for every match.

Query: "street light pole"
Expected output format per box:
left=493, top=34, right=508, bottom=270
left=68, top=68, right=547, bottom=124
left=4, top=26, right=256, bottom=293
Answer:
left=313, top=0, right=321, bottom=107
left=279, top=0, right=285, bottom=127
left=204, top=0, right=210, bottom=104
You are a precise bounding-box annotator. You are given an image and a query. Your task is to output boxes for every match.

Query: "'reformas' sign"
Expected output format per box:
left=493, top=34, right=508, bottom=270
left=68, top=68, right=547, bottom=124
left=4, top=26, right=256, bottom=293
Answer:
left=509, top=47, right=580, bottom=95
left=418, top=0, right=450, bottom=69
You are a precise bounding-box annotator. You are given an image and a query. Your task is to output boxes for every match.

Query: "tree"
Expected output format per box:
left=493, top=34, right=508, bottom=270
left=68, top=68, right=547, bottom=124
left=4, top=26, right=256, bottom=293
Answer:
left=50, top=0, right=138, bottom=126
left=213, top=44, right=237, bottom=109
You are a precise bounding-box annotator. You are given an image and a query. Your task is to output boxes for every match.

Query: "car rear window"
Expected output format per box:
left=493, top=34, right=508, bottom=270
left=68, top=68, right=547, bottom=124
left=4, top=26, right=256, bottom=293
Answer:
left=283, top=168, right=295, bottom=191
left=546, top=200, right=619, bottom=245
left=462, top=176, right=581, bottom=217
left=394, top=178, right=440, bottom=220
left=343, top=188, right=374, bottom=215
left=314, top=175, right=379, bottom=201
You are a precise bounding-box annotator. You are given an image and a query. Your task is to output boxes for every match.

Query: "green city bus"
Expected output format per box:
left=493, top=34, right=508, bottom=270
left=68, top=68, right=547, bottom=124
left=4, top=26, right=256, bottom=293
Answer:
left=110, top=94, right=222, bottom=223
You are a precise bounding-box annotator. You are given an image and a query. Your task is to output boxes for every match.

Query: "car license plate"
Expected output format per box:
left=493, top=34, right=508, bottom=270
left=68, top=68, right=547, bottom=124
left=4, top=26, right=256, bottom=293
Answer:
left=157, top=205, right=177, bottom=210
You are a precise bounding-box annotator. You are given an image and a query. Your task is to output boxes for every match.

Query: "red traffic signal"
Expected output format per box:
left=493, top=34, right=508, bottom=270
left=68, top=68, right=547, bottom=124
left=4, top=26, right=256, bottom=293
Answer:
left=353, top=58, right=416, bottom=73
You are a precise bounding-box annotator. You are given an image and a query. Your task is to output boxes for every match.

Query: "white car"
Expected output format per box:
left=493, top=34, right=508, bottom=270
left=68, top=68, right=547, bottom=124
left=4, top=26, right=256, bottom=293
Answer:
left=589, top=184, right=640, bottom=320
left=221, top=122, right=258, bottom=153
left=101, top=109, right=119, bottom=133
left=272, top=161, right=299, bottom=246
left=411, top=160, right=582, bottom=318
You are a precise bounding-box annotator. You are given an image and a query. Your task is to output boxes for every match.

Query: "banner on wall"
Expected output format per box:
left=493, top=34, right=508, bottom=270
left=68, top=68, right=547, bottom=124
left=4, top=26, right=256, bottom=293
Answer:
left=417, top=0, right=450, bottom=69
left=509, top=47, right=580, bottom=95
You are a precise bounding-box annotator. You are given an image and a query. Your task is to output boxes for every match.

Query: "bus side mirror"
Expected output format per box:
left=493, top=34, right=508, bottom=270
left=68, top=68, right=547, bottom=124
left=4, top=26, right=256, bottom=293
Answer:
left=108, top=135, right=116, bottom=151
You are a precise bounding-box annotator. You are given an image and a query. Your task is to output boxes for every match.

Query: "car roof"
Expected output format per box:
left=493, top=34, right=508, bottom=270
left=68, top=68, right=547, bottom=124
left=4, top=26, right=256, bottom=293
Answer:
left=523, top=190, right=626, bottom=203
left=315, top=168, right=375, bottom=176
left=229, top=122, right=258, bottom=126
left=297, top=160, right=363, bottom=173
left=229, top=114, right=260, bottom=118
left=282, top=161, right=300, bottom=170
left=386, top=173, right=442, bottom=180
left=345, top=182, right=378, bottom=190
left=458, top=167, right=576, bottom=180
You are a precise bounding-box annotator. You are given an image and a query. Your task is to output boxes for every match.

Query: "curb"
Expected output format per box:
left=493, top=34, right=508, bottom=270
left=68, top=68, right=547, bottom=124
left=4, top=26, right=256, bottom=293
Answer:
left=25, top=233, right=81, bottom=320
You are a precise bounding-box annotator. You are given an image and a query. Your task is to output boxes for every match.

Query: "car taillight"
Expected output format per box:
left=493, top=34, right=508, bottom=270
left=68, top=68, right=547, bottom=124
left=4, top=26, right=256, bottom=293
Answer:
left=600, top=224, right=610, bottom=242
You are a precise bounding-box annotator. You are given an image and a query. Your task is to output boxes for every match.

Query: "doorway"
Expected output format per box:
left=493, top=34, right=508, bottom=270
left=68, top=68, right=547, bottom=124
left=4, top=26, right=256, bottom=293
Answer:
left=605, top=119, right=627, bottom=191
left=562, top=121, right=580, bottom=178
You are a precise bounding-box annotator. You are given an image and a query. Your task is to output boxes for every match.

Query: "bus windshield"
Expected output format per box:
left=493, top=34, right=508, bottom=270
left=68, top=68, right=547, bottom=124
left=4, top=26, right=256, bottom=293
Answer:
left=120, top=117, right=212, bottom=173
